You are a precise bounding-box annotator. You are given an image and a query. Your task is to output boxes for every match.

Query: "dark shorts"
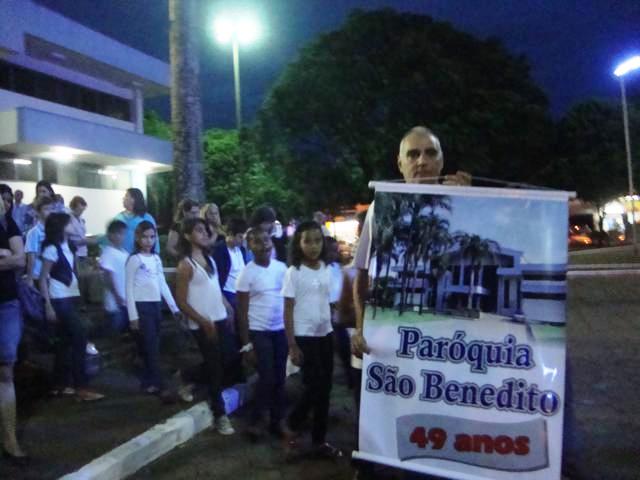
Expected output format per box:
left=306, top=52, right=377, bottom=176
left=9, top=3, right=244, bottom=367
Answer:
left=0, top=299, right=22, bottom=365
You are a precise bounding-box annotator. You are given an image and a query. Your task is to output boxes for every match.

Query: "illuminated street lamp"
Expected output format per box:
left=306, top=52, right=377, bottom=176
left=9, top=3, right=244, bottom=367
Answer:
left=213, top=13, right=262, bottom=129
left=613, top=55, right=640, bottom=251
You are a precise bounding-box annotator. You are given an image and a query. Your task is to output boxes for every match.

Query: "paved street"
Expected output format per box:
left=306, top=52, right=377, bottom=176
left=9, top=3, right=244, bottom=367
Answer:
left=0, top=274, right=638, bottom=479
left=132, top=274, right=640, bottom=480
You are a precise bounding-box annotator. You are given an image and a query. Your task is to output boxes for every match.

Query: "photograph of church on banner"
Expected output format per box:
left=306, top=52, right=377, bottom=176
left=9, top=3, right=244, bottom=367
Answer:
left=354, top=182, right=573, bottom=480
left=368, top=190, right=567, bottom=326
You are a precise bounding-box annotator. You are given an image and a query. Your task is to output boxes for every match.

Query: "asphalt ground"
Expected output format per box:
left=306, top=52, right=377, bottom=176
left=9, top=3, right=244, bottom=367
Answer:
left=1, top=273, right=638, bottom=480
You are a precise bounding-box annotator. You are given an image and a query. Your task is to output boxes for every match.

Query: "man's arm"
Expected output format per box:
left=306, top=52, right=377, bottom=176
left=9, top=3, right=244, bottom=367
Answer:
left=0, top=236, right=25, bottom=271
left=351, top=268, right=371, bottom=356
left=101, top=268, right=124, bottom=305
left=236, top=291, right=251, bottom=346
left=166, top=229, right=180, bottom=258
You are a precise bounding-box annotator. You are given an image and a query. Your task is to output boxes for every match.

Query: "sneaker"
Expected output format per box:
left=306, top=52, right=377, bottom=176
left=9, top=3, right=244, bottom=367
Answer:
left=269, top=421, right=285, bottom=439
left=313, top=442, right=344, bottom=459
left=86, top=343, right=99, bottom=355
left=215, top=415, right=235, bottom=435
left=61, top=387, right=76, bottom=396
left=76, top=389, right=105, bottom=402
left=246, top=424, right=264, bottom=441
left=282, top=426, right=300, bottom=463
left=177, top=384, right=194, bottom=403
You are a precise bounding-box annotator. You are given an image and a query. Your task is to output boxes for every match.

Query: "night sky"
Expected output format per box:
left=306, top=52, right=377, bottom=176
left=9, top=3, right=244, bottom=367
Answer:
left=37, top=0, right=640, bottom=128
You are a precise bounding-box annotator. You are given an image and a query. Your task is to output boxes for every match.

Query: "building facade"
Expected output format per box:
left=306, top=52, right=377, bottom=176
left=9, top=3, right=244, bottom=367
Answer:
left=0, top=0, right=171, bottom=234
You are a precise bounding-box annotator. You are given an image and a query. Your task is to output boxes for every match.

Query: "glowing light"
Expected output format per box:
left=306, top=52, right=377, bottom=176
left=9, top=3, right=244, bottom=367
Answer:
left=44, top=151, right=73, bottom=162
left=12, top=158, right=32, bottom=165
left=614, top=55, right=640, bottom=77
left=97, top=169, right=118, bottom=178
left=213, top=13, right=261, bottom=45
left=604, top=201, right=625, bottom=215
left=42, top=146, right=88, bottom=163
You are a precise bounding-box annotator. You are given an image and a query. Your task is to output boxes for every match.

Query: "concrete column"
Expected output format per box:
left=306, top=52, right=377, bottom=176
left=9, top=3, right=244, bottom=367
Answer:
left=133, top=84, right=144, bottom=134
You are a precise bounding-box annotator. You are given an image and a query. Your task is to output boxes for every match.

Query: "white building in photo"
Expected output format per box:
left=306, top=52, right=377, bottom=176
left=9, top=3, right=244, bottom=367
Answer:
left=0, top=0, right=171, bottom=234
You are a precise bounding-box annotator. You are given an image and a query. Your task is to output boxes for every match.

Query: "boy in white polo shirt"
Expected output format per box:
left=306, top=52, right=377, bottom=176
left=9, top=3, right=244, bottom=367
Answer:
left=236, top=227, right=288, bottom=438
left=99, top=220, right=129, bottom=334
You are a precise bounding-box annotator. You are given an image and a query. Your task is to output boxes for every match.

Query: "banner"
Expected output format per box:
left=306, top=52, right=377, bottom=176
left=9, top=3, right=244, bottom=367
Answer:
left=353, top=182, right=573, bottom=480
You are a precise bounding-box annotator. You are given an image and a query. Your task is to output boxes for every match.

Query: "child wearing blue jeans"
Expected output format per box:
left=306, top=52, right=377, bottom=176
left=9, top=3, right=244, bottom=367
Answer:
left=125, top=221, right=181, bottom=396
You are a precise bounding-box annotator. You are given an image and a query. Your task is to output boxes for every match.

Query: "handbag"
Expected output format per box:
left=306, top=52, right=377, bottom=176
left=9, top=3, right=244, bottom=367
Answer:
left=16, top=279, right=45, bottom=326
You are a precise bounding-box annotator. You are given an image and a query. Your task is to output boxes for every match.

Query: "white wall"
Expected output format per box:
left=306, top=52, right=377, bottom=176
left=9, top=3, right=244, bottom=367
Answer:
left=7, top=180, right=127, bottom=235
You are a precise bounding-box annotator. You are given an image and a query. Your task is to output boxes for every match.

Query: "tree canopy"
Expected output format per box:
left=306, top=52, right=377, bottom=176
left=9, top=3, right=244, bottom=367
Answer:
left=553, top=98, right=640, bottom=206
left=202, top=129, right=300, bottom=219
left=256, top=8, right=554, bottom=211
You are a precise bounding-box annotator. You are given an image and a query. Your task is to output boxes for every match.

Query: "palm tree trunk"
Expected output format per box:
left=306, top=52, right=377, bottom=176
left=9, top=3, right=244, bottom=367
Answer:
left=467, top=264, right=475, bottom=309
left=169, top=0, right=205, bottom=202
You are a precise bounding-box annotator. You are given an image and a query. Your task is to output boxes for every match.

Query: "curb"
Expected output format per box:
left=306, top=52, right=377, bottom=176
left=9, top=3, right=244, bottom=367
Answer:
left=568, top=269, right=640, bottom=277
left=60, top=401, right=213, bottom=480
left=568, top=263, right=640, bottom=270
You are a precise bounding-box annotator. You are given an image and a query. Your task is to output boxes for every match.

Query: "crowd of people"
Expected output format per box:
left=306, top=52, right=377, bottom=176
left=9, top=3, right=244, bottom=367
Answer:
left=0, top=177, right=364, bottom=466
left=0, top=125, right=476, bottom=478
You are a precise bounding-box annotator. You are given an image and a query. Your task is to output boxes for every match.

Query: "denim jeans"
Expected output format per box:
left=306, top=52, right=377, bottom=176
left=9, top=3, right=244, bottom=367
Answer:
left=107, top=306, right=129, bottom=335
left=51, top=297, right=87, bottom=388
left=190, top=326, right=226, bottom=417
left=0, top=299, right=22, bottom=365
left=288, top=332, right=334, bottom=444
left=135, top=301, right=164, bottom=390
left=249, top=329, right=288, bottom=426
left=220, top=292, right=244, bottom=387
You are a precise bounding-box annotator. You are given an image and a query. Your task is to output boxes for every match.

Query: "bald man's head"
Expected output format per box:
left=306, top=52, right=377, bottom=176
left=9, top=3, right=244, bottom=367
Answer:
left=397, top=126, right=444, bottom=184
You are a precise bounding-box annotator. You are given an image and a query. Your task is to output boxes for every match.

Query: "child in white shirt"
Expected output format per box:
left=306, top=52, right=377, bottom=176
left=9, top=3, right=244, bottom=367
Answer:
left=100, top=220, right=129, bottom=334
left=125, top=221, right=180, bottom=396
left=237, top=227, right=288, bottom=437
left=282, top=221, right=341, bottom=458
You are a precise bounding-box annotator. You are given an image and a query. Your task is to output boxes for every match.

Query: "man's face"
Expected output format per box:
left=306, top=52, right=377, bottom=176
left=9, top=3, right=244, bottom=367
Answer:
left=15, top=190, right=23, bottom=204
left=397, top=132, right=443, bottom=184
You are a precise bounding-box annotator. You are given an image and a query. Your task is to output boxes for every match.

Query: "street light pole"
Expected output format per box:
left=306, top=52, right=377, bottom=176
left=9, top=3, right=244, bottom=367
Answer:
left=614, top=55, right=640, bottom=253
left=213, top=14, right=261, bottom=216
left=232, top=39, right=242, bottom=129
left=619, top=76, right=637, bottom=252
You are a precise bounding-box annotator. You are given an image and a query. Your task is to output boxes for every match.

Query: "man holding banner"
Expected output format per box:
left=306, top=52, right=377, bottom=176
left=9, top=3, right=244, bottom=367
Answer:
left=352, top=125, right=470, bottom=356
left=350, top=126, right=572, bottom=480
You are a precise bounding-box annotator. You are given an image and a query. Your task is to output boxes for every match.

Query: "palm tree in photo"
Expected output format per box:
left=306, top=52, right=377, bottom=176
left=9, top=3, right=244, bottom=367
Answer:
left=453, top=233, right=500, bottom=310
left=398, top=194, right=451, bottom=314
left=417, top=214, right=452, bottom=313
left=371, top=193, right=402, bottom=315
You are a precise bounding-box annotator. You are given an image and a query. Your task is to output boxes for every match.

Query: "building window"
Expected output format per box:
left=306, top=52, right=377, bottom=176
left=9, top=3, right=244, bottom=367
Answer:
left=0, top=155, right=132, bottom=191
left=0, top=59, right=131, bottom=122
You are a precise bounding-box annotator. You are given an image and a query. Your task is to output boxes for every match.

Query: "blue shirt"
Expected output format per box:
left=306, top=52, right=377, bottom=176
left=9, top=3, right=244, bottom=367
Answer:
left=113, top=211, right=160, bottom=254
left=25, top=222, right=46, bottom=278
left=11, top=203, right=28, bottom=233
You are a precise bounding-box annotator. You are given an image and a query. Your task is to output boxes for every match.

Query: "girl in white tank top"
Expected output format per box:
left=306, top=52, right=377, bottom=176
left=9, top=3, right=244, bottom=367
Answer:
left=175, top=218, right=235, bottom=435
